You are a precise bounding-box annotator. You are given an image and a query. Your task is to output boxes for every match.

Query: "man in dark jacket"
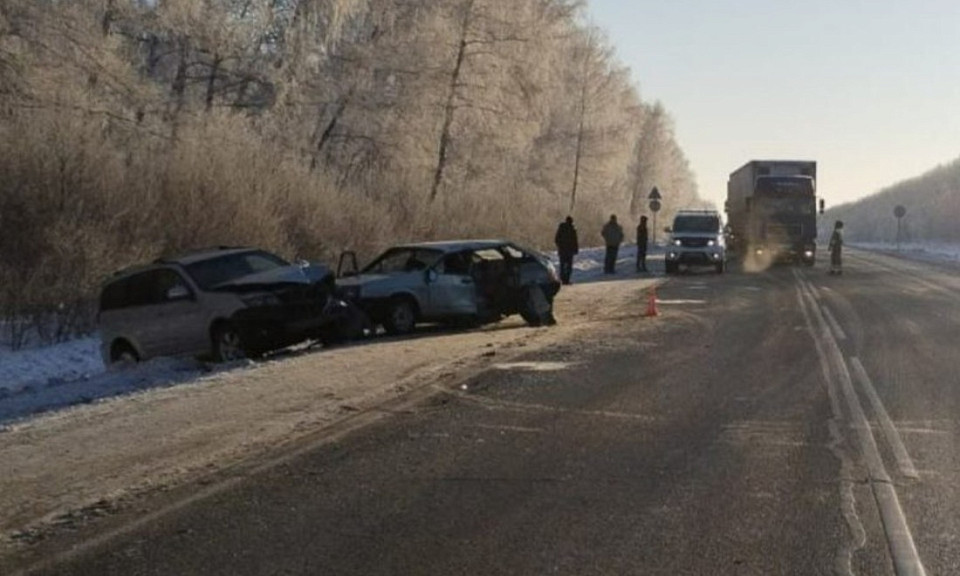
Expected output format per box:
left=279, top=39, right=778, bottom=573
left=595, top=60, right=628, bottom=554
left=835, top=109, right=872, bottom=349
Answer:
left=601, top=214, right=624, bottom=274
left=554, top=216, right=579, bottom=285
left=829, top=220, right=844, bottom=275
left=636, top=215, right=649, bottom=272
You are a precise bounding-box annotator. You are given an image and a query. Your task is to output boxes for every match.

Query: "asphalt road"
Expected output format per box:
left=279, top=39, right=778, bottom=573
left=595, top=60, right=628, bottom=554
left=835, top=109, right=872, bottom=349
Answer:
left=19, top=248, right=960, bottom=575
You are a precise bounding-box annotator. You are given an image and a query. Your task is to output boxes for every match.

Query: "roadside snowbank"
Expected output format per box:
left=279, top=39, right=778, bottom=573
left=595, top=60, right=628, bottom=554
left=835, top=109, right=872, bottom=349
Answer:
left=0, top=338, right=104, bottom=397
left=0, top=244, right=648, bottom=422
left=851, top=241, right=960, bottom=266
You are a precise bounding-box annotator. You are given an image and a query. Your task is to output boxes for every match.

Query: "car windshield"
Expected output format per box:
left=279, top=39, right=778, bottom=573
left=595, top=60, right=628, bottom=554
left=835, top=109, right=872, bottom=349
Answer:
left=756, top=177, right=814, bottom=196
left=362, top=248, right=444, bottom=274
left=185, top=250, right=290, bottom=290
left=673, top=215, right=719, bottom=233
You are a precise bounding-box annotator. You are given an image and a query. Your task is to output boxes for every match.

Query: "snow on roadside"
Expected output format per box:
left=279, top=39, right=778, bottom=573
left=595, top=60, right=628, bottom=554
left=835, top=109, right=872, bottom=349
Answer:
left=852, top=241, right=960, bottom=266
left=0, top=337, right=105, bottom=396
left=0, top=243, right=649, bottom=423
left=0, top=354, right=209, bottom=426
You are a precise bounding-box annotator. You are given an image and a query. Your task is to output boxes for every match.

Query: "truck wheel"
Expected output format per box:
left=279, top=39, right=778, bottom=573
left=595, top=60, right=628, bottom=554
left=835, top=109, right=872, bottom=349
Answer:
left=383, top=297, right=417, bottom=335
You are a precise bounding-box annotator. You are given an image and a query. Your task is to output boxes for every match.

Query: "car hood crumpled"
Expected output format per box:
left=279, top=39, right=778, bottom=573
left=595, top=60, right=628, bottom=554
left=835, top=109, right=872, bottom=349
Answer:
left=213, top=263, right=332, bottom=291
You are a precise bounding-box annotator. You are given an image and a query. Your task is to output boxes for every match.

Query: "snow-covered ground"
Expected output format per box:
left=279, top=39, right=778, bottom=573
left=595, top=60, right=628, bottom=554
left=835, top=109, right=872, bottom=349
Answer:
left=0, top=245, right=645, bottom=424
left=4, top=241, right=958, bottom=425
left=850, top=241, right=960, bottom=266
left=0, top=337, right=104, bottom=397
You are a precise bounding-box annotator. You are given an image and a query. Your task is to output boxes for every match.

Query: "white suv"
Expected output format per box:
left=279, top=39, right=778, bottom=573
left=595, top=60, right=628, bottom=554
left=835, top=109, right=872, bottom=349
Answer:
left=664, top=210, right=726, bottom=274
left=98, top=247, right=346, bottom=365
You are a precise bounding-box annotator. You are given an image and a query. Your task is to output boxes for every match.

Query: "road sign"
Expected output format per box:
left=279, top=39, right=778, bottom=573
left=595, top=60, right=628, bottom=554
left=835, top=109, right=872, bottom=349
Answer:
left=649, top=199, right=661, bottom=213
left=648, top=187, right=662, bottom=200
left=894, top=205, right=906, bottom=251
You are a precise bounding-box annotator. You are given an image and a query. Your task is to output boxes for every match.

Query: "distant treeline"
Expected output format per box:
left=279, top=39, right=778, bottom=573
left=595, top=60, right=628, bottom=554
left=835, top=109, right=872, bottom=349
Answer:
left=824, top=157, right=960, bottom=243
left=0, top=0, right=701, bottom=343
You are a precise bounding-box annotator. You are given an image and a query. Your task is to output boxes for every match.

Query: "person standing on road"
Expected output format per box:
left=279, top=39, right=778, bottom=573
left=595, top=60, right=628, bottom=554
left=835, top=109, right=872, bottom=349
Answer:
left=601, top=214, right=624, bottom=274
left=636, top=216, right=649, bottom=273
left=554, top=216, right=579, bottom=285
left=829, top=220, right=844, bottom=275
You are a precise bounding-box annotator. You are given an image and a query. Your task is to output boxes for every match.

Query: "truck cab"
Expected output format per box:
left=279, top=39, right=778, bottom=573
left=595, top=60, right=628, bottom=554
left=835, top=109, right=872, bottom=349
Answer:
left=665, top=210, right=726, bottom=274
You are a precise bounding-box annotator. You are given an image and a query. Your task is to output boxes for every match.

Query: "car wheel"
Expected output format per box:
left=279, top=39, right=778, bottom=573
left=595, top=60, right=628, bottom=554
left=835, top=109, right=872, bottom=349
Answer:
left=383, top=298, right=417, bottom=335
left=665, top=262, right=678, bottom=274
left=213, top=323, right=247, bottom=362
left=716, top=261, right=725, bottom=274
left=519, top=285, right=554, bottom=327
left=110, top=341, right=140, bottom=367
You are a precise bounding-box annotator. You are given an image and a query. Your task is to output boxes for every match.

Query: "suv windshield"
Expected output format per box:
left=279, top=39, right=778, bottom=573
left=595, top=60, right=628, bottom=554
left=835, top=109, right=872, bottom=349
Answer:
left=185, top=250, right=289, bottom=290
left=673, top=215, right=719, bottom=233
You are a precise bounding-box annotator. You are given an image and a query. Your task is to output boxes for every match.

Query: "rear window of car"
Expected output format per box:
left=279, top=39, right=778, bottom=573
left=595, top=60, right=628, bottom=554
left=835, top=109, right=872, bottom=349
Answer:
left=100, top=268, right=188, bottom=311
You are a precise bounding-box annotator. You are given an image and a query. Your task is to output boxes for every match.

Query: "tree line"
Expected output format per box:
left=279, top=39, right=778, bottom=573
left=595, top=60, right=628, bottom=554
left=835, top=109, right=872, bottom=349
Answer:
left=824, top=157, right=960, bottom=244
left=0, top=0, right=700, bottom=345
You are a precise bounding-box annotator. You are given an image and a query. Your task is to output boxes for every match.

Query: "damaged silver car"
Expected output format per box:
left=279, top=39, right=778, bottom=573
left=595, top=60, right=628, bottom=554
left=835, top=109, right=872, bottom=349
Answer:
left=337, top=240, right=561, bottom=335
left=98, top=247, right=358, bottom=364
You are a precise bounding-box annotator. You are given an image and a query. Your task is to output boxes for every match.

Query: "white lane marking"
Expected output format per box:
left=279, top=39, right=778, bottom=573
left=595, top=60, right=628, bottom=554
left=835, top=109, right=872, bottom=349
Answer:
left=657, top=299, right=707, bottom=305
left=472, top=423, right=545, bottom=434
left=823, top=306, right=848, bottom=341
left=796, top=272, right=927, bottom=576
left=850, top=357, right=919, bottom=479
left=492, top=362, right=575, bottom=372
left=795, top=281, right=863, bottom=576
left=873, top=483, right=929, bottom=576
left=797, top=279, right=890, bottom=483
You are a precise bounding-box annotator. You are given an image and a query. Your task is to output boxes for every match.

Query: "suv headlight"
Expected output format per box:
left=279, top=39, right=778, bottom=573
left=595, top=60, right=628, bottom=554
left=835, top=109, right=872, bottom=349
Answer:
left=707, top=239, right=716, bottom=247
left=673, top=239, right=682, bottom=247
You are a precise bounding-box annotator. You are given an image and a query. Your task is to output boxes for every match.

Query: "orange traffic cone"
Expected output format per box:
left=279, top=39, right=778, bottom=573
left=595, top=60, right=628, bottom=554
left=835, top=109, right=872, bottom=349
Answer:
left=645, top=286, right=659, bottom=317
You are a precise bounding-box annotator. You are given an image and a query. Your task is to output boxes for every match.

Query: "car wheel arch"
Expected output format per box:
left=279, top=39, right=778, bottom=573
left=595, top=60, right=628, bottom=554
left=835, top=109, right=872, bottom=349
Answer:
left=390, top=293, right=421, bottom=315
left=109, top=338, right=141, bottom=363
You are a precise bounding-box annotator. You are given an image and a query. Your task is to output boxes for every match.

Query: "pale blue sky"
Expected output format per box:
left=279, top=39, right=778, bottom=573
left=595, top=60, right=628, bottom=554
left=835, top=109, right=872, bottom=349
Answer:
left=586, top=0, right=960, bottom=209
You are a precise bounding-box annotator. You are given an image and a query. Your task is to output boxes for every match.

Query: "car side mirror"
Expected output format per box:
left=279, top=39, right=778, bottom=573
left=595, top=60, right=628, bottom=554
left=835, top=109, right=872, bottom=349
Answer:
left=425, top=269, right=439, bottom=284
left=664, top=227, right=672, bottom=234
left=166, top=285, right=192, bottom=301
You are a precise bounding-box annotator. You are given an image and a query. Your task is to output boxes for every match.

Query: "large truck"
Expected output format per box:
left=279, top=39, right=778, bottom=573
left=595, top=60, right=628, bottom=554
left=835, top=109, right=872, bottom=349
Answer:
left=725, top=160, right=822, bottom=265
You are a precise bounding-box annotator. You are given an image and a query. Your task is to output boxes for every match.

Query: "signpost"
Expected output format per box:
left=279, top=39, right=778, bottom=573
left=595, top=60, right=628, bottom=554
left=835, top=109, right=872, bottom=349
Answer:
left=648, top=187, right=662, bottom=245
left=894, top=205, right=906, bottom=252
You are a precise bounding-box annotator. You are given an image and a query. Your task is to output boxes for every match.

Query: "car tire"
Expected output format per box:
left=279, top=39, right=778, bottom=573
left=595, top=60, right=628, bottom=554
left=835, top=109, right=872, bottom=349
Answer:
left=212, top=322, right=248, bottom=362
left=110, top=341, right=140, bottom=367
left=716, top=261, right=725, bottom=274
left=665, top=261, right=678, bottom=274
left=383, top=297, right=417, bottom=335
left=519, top=285, right=554, bottom=327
